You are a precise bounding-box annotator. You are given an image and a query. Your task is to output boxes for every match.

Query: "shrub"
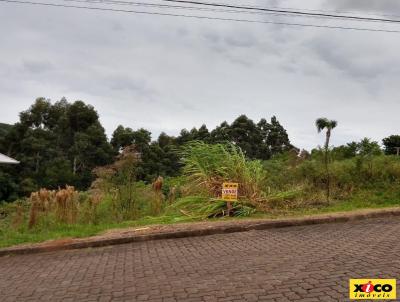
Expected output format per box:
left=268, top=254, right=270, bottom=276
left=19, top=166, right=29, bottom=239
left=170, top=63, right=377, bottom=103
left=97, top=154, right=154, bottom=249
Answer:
left=181, top=142, right=267, bottom=204
left=265, top=154, right=400, bottom=206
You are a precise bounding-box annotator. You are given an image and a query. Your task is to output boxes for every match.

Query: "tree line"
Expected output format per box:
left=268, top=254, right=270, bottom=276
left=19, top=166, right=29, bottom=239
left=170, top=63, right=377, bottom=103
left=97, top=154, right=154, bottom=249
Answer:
left=0, top=98, right=294, bottom=201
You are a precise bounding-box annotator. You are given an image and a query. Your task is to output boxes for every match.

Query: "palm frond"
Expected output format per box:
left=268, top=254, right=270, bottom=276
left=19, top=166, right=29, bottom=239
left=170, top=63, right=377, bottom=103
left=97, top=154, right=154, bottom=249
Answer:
left=315, top=117, right=329, bottom=132
left=329, top=120, right=338, bottom=129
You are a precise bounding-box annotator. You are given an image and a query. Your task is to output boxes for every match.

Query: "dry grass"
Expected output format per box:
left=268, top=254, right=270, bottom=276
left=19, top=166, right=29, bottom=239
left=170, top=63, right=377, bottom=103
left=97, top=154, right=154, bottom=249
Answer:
left=55, top=186, right=79, bottom=224
left=27, top=186, right=81, bottom=228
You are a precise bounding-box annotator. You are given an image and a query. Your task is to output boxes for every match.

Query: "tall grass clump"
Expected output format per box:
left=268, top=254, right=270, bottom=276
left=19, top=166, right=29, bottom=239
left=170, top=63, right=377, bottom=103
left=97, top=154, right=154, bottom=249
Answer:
left=26, top=186, right=82, bottom=229
left=181, top=142, right=267, bottom=205
left=165, top=196, right=255, bottom=219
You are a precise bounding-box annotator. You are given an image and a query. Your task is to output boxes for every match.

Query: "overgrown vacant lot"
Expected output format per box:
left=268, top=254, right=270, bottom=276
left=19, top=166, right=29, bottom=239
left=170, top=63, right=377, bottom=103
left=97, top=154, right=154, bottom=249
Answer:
left=1, top=141, right=400, bottom=248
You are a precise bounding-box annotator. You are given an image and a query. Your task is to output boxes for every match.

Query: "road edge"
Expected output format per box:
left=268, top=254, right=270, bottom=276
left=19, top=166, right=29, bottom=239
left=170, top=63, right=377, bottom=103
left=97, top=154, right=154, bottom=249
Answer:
left=1, top=207, right=400, bottom=257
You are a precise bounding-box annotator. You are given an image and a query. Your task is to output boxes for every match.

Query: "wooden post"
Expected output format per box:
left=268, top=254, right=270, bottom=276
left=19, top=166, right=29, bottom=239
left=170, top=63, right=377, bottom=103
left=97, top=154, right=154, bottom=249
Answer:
left=226, top=202, right=232, bottom=217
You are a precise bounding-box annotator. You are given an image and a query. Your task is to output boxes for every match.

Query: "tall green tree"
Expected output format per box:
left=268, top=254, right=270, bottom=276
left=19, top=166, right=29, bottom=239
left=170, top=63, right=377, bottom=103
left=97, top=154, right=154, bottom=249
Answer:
left=0, top=123, right=12, bottom=151
left=1, top=98, right=114, bottom=197
left=156, top=133, right=181, bottom=175
left=357, top=138, right=382, bottom=157
left=110, top=125, right=135, bottom=152
left=256, top=118, right=271, bottom=159
left=210, top=121, right=230, bottom=143
left=111, top=127, right=180, bottom=182
left=209, top=116, right=293, bottom=160
left=264, top=116, right=293, bottom=158
left=228, top=115, right=263, bottom=158
left=176, top=129, right=194, bottom=145
left=132, top=128, right=152, bottom=153
left=331, top=138, right=382, bottom=160
left=316, top=118, right=338, bottom=202
left=383, top=135, right=400, bottom=155
left=194, top=124, right=210, bottom=142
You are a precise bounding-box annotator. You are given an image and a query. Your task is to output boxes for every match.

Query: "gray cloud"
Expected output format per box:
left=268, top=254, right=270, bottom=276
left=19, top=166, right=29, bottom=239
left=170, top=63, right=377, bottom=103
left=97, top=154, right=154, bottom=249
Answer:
left=23, top=60, right=54, bottom=74
left=0, top=0, right=400, bottom=150
left=326, top=0, right=400, bottom=12
left=306, top=33, right=400, bottom=80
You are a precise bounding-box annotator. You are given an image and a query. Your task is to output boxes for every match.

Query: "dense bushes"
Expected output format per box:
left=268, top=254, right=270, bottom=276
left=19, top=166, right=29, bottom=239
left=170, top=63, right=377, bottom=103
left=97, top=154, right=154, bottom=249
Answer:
left=0, top=142, right=268, bottom=244
left=2, top=141, right=400, bottom=248
left=263, top=153, right=400, bottom=207
left=181, top=142, right=267, bottom=202
left=300, top=156, right=400, bottom=190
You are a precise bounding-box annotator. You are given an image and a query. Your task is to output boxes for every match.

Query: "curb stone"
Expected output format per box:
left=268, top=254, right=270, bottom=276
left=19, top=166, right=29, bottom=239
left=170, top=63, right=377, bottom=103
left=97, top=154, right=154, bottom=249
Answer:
left=1, top=207, right=400, bottom=257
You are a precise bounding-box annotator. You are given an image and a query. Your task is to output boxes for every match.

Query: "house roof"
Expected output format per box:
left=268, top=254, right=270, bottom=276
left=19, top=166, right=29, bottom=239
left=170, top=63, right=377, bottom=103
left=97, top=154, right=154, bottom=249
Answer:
left=0, top=153, right=19, bottom=164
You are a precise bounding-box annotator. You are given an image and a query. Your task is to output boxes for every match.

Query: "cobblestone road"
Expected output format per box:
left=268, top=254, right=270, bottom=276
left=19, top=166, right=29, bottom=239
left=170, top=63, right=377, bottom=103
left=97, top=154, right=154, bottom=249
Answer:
left=1, top=217, right=400, bottom=301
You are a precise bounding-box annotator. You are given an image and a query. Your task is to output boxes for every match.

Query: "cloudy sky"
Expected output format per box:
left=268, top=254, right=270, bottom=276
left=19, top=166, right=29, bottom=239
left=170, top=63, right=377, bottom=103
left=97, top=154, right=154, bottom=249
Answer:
left=1, top=0, right=399, bottom=150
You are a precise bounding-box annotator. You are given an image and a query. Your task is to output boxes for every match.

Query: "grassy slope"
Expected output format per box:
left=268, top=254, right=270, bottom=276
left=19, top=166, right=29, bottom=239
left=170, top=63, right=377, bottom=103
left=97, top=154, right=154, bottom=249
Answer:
left=0, top=216, right=198, bottom=248
left=1, top=190, right=399, bottom=248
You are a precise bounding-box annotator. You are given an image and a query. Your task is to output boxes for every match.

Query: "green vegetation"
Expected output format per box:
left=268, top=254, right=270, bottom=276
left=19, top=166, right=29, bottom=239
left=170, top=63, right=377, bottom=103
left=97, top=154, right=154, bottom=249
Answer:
left=1, top=181, right=399, bottom=248
left=383, top=135, right=400, bottom=155
left=0, top=98, right=292, bottom=202
left=0, top=98, right=113, bottom=200
left=1, top=99, right=400, bottom=248
left=0, top=202, right=197, bottom=248
left=2, top=140, right=400, bottom=248
left=181, top=142, right=266, bottom=204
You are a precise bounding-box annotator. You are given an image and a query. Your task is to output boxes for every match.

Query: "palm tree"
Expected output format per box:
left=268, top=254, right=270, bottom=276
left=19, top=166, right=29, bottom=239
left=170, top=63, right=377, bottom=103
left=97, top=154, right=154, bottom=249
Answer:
left=316, top=118, right=338, bottom=202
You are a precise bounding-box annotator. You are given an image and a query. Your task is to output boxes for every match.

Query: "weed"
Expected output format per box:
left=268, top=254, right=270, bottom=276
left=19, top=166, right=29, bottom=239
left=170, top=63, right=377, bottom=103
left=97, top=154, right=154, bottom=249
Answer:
left=181, top=142, right=267, bottom=206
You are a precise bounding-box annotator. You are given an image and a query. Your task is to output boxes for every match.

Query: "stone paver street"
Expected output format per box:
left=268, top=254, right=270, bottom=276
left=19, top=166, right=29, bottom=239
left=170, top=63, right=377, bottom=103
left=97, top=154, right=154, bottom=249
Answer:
left=1, top=217, right=400, bottom=301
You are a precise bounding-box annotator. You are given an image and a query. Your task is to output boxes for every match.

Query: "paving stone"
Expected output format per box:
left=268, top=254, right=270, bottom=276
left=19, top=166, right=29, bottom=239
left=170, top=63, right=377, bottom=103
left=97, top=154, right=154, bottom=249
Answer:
left=0, top=217, right=399, bottom=301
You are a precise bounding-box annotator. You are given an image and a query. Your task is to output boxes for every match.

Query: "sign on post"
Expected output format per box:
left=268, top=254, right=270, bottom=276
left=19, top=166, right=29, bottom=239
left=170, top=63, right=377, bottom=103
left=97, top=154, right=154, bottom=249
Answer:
left=221, top=182, right=239, bottom=202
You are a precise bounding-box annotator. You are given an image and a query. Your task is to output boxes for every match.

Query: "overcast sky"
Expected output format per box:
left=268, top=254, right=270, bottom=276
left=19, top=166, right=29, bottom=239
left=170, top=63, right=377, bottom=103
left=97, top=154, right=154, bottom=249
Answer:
left=1, top=0, right=399, bottom=150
